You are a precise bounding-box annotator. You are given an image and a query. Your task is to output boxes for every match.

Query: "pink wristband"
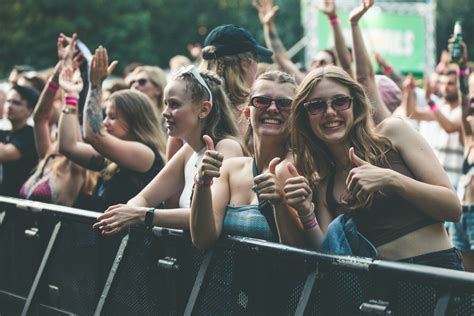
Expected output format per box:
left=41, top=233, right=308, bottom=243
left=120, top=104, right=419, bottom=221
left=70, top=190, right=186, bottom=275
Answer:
left=457, top=68, right=469, bottom=77
left=65, top=96, right=78, bottom=107
left=329, top=15, right=339, bottom=27
left=302, top=214, right=318, bottom=230
left=428, top=100, right=439, bottom=112
left=382, top=65, right=394, bottom=76
left=47, top=81, right=59, bottom=92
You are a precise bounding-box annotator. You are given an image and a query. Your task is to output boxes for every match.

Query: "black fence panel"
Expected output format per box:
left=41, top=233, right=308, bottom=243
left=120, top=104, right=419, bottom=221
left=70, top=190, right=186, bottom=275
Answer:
left=0, top=196, right=473, bottom=316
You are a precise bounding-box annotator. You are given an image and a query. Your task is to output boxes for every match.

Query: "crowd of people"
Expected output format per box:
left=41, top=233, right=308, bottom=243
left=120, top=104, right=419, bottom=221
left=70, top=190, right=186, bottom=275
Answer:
left=1, top=0, right=472, bottom=272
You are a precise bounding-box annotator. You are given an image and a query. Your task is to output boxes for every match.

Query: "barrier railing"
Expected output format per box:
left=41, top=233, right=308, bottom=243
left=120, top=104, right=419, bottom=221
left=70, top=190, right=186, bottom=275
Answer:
left=0, top=196, right=473, bottom=315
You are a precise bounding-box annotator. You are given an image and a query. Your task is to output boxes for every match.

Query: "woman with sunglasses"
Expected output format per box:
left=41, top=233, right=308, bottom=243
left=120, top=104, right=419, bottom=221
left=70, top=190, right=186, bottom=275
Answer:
left=128, top=65, right=167, bottom=117
left=289, top=64, right=463, bottom=269
left=190, top=71, right=321, bottom=250
left=94, top=66, right=244, bottom=235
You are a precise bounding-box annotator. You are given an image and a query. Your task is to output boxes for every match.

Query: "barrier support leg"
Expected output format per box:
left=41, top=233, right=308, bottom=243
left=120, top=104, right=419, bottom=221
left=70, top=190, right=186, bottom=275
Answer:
left=21, top=221, right=62, bottom=316
left=295, top=264, right=318, bottom=316
left=183, top=251, right=214, bottom=316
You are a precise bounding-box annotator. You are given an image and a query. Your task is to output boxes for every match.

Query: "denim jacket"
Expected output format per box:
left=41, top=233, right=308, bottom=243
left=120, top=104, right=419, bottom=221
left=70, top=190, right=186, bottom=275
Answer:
left=321, top=213, right=378, bottom=258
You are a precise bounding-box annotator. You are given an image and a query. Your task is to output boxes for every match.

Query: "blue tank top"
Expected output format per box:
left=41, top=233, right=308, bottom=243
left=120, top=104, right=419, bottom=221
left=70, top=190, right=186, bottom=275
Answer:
left=221, top=159, right=278, bottom=242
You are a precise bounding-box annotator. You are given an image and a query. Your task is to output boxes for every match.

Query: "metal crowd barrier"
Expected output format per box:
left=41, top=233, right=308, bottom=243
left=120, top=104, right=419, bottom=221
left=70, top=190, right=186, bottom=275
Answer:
left=0, top=196, right=473, bottom=316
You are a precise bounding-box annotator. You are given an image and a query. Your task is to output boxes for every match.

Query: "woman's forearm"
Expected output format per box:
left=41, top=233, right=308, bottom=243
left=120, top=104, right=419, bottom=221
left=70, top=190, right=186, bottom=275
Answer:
left=273, top=203, right=305, bottom=247
left=392, top=171, right=461, bottom=222
left=190, top=186, right=219, bottom=250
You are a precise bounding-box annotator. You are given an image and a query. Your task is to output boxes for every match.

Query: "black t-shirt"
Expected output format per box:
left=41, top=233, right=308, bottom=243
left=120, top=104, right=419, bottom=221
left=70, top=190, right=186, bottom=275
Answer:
left=0, top=125, right=38, bottom=197
left=92, top=150, right=164, bottom=212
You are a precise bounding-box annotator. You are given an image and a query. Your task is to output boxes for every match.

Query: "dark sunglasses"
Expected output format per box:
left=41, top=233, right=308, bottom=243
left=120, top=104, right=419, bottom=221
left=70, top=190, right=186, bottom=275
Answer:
left=303, top=96, right=353, bottom=115
left=130, top=78, right=149, bottom=87
left=250, top=96, right=292, bottom=111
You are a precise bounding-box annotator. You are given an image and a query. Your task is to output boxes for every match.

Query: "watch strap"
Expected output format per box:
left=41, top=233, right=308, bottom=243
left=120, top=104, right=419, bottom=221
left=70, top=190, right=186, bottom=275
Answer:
left=145, top=208, right=155, bottom=229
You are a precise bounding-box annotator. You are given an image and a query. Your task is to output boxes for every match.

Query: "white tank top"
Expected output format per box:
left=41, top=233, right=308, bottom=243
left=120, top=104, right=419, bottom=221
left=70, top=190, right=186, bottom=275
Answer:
left=179, top=147, right=206, bottom=208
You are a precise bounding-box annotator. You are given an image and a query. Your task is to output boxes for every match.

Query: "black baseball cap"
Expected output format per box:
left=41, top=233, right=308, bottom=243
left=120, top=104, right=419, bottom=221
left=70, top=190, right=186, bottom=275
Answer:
left=203, top=24, right=273, bottom=60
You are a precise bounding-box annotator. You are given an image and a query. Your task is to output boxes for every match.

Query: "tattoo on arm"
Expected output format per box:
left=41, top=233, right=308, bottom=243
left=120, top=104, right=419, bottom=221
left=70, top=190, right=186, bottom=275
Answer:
left=268, top=29, right=284, bottom=54
left=86, top=85, right=104, bottom=135
left=88, top=154, right=106, bottom=171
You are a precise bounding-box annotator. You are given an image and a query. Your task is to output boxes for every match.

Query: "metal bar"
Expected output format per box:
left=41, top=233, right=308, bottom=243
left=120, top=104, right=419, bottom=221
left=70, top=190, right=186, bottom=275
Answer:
left=21, top=221, right=62, bottom=316
left=295, top=266, right=318, bottom=316
left=93, top=234, right=130, bottom=316
left=433, top=290, right=451, bottom=316
left=183, top=251, right=214, bottom=316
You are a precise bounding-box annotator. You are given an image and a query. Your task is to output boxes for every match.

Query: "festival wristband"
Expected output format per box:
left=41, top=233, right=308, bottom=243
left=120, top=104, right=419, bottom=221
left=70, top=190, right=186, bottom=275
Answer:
left=329, top=15, right=339, bottom=27
left=382, top=65, right=393, bottom=76
left=457, top=68, right=469, bottom=77
left=65, top=95, right=78, bottom=107
left=47, top=81, right=59, bottom=92
left=428, top=100, right=439, bottom=112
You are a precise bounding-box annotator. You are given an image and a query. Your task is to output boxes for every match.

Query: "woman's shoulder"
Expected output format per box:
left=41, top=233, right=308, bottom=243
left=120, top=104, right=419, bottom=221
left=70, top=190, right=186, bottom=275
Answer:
left=376, top=116, right=413, bottom=141
left=215, top=137, right=244, bottom=158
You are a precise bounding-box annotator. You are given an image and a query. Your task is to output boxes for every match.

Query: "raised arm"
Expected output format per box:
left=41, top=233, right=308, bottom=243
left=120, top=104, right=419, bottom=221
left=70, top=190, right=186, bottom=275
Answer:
left=57, top=35, right=103, bottom=170
left=83, top=47, right=155, bottom=173
left=253, top=0, right=306, bottom=83
left=33, top=62, right=61, bottom=158
left=374, top=53, right=404, bottom=89
left=318, top=0, right=353, bottom=77
left=349, top=0, right=390, bottom=124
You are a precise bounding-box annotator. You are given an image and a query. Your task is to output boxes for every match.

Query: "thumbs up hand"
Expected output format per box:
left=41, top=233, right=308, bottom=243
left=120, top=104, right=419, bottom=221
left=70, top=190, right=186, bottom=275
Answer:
left=346, top=147, right=397, bottom=198
left=253, top=157, right=285, bottom=205
left=283, top=162, right=314, bottom=216
left=198, top=135, right=224, bottom=183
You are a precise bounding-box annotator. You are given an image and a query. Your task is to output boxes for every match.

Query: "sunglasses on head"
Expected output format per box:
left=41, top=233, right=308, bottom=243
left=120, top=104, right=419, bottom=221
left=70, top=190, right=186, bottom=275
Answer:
left=175, top=65, right=213, bottom=104
left=250, top=96, right=292, bottom=111
left=130, top=78, right=149, bottom=87
left=303, top=95, right=353, bottom=115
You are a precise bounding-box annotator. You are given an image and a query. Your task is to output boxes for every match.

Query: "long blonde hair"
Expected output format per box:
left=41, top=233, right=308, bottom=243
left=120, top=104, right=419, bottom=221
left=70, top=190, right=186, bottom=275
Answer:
left=200, top=47, right=255, bottom=106
left=129, top=65, right=167, bottom=113
left=291, top=65, right=393, bottom=209
left=174, top=70, right=244, bottom=149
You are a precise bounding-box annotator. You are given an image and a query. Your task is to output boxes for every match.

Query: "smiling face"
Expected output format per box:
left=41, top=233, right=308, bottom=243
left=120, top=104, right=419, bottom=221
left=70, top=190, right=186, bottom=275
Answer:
left=103, top=102, right=129, bottom=139
left=248, top=79, right=294, bottom=141
left=306, top=78, right=353, bottom=146
left=162, top=79, right=201, bottom=139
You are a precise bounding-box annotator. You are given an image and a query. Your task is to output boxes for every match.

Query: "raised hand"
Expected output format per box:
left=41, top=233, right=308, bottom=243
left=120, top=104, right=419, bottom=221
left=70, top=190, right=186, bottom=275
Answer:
left=93, top=204, right=144, bottom=236
left=57, top=33, right=76, bottom=63
left=252, top=0, right=279, bottom=25
left=198, top=135, right=224, bottom=182
left=253, top=157, right=285, bottom=205
left=284, top=162, right=314, bottom=216
left=403, top=74, right=415, bottom=92
left=346, top=147, right=396, bottom=199
left=349, top=0, right=374, bottom=24
left=318, top=0, right=336, bottom=18
left=89, top=46, right=118, bottom=86
left=59, top=64, right=83, bottom=96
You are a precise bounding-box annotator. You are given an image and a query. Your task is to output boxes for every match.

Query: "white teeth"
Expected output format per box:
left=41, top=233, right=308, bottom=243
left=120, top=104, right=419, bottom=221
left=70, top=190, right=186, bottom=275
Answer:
left=323, top=121, right=342, bottom=128
left=263, top=119, right=281, bottom=124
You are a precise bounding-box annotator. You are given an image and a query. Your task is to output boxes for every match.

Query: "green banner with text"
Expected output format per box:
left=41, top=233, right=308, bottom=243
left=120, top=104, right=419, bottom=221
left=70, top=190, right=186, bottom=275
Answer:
left=317, top=10, right=425, bottom=73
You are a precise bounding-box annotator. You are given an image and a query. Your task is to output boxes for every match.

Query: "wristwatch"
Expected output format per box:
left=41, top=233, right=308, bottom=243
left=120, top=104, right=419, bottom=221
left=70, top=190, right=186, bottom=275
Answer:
left=145, top=208, right=155, bottom=229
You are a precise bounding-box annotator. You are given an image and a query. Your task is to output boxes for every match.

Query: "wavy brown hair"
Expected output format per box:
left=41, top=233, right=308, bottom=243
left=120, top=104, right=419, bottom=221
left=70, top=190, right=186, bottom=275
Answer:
left=291, top=65, right=393, bottom=209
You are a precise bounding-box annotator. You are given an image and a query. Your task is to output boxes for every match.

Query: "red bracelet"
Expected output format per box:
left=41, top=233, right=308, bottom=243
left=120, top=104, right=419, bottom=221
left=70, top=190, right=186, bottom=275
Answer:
left=194, top=173, right=213, bottom=187
left=47, top=81, right=59, bottom=92
left=382, top=65, right=393, bottom=75
left=329, top=15, right=339, bottom=27
left=457, top=68, right=469, bottom=77
left=65, top=95, right=78, bottom=107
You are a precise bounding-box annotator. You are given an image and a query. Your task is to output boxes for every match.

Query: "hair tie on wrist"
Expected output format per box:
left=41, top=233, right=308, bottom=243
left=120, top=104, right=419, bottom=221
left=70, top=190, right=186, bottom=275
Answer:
left=457, top=68, right=469, bottom=77
left=47, top=81, right=59, bottom=92
left=428, top=100, right=439, bottom=113
left=194, top=173, right=213, bottom=187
